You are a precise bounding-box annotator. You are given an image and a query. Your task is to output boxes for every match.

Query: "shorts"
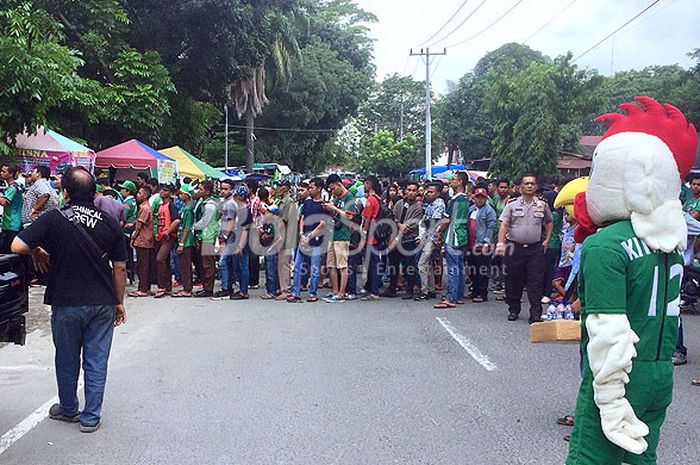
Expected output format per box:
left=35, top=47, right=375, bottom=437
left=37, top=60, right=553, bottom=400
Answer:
left=566, top=359, right=673, bottom=465
left=552, top=265, right=572, bottom=284
left=327, top=241, right=350, bottom=269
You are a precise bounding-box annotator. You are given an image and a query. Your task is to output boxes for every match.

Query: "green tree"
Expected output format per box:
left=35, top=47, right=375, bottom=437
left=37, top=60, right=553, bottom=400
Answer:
left=357, top=130, right=418, bottom=178
left=436, top=43, right=547, bottom=162
left=0, top=2, right=86, bottom=154
left=485, top=54, right=602, bottom=181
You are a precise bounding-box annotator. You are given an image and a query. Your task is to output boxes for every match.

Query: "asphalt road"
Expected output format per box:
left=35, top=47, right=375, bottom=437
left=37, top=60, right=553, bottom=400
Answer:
left=1, top=288, right=698, bottom=465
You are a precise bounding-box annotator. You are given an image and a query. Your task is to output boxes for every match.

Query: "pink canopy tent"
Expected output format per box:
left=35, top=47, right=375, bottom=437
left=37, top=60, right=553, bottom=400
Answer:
left=12, top=127, right=96, bottom=174
left=95, top=139, right=177, bottom=183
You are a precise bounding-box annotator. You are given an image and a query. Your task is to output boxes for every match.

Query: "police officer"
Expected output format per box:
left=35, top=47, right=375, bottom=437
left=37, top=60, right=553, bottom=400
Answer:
left=495, top=174, right=553, bottom=323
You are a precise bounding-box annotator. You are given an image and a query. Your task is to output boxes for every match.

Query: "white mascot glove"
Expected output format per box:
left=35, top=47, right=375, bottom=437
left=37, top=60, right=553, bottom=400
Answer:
left=586, top=314, right=649, bottom=455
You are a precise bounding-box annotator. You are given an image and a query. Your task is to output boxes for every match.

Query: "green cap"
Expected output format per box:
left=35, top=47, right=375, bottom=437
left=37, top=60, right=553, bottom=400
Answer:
left=179, top=184, right=194, bottom=197
left=118, top=180, right=137, bottom=193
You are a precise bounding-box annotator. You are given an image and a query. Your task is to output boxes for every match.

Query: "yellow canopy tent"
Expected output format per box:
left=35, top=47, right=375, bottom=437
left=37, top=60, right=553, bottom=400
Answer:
left=159, top=146, right=223, bottom=180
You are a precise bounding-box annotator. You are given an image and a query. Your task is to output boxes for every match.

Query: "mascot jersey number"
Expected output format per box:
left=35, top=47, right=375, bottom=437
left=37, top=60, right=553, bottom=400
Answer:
left=566, top=97, right=698, bottom=465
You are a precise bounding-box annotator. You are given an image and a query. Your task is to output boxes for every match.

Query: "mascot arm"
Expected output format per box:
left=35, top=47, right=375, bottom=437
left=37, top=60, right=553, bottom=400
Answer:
left=586, top=313, right=649, bottom=455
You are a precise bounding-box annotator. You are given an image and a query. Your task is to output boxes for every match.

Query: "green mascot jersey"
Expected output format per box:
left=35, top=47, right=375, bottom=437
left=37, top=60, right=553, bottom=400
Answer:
left=566, top=220, right=682, bottom=465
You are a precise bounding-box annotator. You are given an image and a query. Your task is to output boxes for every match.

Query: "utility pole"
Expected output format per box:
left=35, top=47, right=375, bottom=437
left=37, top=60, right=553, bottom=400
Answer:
left=399, top=100, right=404, bottom=142
left=410, top=47, right=446, bottom=180
left=224, top=104, right=229, bottom=172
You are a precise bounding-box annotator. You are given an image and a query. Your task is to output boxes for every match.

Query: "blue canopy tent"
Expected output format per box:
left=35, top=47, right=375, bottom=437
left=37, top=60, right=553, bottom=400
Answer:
left=409, top=163, right=466, bottom=176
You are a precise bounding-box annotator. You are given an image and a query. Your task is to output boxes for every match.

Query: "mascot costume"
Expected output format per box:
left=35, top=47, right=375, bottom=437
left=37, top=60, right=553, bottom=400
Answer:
left=565, top=96, right=698, bottom=465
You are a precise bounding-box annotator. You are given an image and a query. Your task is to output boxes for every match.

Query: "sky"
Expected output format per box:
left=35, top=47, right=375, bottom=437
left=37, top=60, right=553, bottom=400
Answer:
left=354, top=0, right=699, bottom=94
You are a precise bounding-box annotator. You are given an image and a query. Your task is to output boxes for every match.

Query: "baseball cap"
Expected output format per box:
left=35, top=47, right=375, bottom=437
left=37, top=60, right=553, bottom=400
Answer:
left=179, top=184, right=194, bottom=197
left=474, top=187, right=489, bottom=197
left=118, top=180, right=137, bottom=193
left=232, top=185, right=250, bottom=198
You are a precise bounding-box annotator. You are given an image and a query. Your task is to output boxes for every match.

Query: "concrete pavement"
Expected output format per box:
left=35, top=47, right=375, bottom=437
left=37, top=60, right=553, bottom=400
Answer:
left=0, top=289, right=698, bottom=464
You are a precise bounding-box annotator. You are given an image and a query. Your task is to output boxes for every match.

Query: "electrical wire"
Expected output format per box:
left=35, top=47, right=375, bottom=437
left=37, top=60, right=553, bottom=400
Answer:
left=572, top=0, right=661, bottom=63
left=523, top=0, right=576, bottom=43
left=219, top=124, right=339, bottom=133
left=427, top=0, right=488, bottom=48
left=445, top=0, right=526, bottom=49
left=417, top=0, right=471, bottom=47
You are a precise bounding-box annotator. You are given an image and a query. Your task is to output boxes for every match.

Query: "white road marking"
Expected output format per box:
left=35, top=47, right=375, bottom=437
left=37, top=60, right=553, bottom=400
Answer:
left=436, top=317, right=497, bottom=371
left=0, top=396, right=58, bottom=456
left=0, top=366, right=52, bottom=372
left=0, top=378, right=83, bottom=457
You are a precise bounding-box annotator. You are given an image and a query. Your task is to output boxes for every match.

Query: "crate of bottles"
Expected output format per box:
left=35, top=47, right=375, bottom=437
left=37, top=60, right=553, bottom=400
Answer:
left=530, top=301, right=580, bottom=343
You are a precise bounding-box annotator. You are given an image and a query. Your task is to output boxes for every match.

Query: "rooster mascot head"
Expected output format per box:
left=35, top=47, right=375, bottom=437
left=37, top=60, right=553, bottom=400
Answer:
left=574, top=96, right=698, bottom=251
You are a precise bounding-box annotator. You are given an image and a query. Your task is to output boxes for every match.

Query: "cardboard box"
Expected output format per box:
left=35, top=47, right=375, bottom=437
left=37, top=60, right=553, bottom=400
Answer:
left=530, top=320, right=581, bottom=343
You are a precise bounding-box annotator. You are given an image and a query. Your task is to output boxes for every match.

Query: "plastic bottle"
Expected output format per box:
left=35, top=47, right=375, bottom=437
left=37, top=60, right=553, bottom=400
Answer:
left=556, top=302, right=566, bottom=320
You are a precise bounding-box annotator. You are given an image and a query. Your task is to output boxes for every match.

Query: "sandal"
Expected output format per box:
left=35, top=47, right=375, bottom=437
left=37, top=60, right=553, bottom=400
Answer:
left=360, top=294, right=380, bottom=301
left=692, top=379, right=700, bottom=386
left=434, top=301, right=456, bottom=309
left=154, top=290, right=167, bottom=299
left=456, top=300, right=465, bottom=305
left=307, top=296, right=318, bottom=302
left=172, top=291, right=192, bottom=298
left=128, top=291, right=149, bottom=297
left=556, top=415, right=575, bottom=427
left=260, top=293, right=277, bottom=300
left=287, top=295, right=302, bottom=303
left=472, top=296, right=485, bottom=303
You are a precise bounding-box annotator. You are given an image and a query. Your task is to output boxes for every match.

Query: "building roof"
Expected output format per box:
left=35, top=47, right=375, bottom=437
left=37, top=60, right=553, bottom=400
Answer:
left=557, top=158, right=591, bottom=170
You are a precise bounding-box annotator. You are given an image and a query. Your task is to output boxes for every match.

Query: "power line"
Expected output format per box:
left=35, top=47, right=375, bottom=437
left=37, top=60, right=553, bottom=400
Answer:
left=523, top=0, right=576, bottom=43
left=445, top=0, right=526, bottom=49
left=572, top=0, right=661, bottom=63
left=428, top=0, right=488, bottom=48
left=219, top=123, right=339, bottom=133
left=417, top=0, right=471, bottom=47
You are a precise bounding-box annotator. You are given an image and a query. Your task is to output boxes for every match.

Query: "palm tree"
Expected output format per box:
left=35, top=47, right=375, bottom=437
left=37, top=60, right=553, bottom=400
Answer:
left=228, top=9, right=304, bottom=171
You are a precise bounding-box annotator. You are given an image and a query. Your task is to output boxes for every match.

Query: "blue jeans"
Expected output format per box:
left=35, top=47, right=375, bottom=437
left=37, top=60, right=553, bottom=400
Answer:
left=292, top=246, right=322, bottom=297
left=170, top=249, right=181, bottom=283
left=367, top=248, right=386, bottom=296
left=676, top=317, right=687, bottom=356
left=445, top=246, right=466, bottom=303
left=233, top=248, right=250, bottom=295
left=219, top=253, right=235, bottom=292
left=346, top=250, right=361, bottom=295
left=51, top=305, right=115, bottom=426
left=265, top=253, right=279, bottom=295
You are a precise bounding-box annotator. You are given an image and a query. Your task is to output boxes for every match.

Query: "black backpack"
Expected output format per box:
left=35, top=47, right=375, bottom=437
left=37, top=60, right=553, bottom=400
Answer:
left=371, top=194, right=396, bottom=243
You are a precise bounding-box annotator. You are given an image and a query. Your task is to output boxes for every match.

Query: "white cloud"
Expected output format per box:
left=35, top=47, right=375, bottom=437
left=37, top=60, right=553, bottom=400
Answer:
left=355, top=0, right=698, bottom=93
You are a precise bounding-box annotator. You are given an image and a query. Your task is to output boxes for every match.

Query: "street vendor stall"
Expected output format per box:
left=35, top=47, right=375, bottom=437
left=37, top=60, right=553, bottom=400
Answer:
left=159, top=146, right=223, bottom=180
left=95, top=139, right=178, bottom=183
left=11, top=127, right=96, bottom=174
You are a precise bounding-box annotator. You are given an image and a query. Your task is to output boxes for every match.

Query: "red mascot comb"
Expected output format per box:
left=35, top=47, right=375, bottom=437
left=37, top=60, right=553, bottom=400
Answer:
left=595, top=96, right=698, bottom=179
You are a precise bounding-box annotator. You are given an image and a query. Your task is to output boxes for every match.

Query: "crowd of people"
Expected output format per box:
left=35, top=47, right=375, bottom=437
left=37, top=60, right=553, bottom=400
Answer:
left=1, top=164, right=697, bottom=368
left=0, top=164, right=581, bottom=311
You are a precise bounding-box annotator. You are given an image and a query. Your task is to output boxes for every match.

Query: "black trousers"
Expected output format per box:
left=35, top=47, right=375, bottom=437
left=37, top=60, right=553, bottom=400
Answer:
left=0, top=230, right=18, bottom=254
left=504, top=242, right=545, bottom=323
left=248, top=250, right=260, bottom=286
left=387, top=243, right=418, bottom=294
left=468, top=251, right=491, bottom=299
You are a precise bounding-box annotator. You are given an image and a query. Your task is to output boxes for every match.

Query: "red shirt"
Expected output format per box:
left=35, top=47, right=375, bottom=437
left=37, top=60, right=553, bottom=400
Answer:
left=362, top=194, right=380, bottom=245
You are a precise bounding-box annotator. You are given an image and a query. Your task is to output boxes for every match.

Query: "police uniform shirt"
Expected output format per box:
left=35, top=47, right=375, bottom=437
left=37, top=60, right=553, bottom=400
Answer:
left=16, top=202, right=127, bottom=306
left=499, top=196, right=552, bottom=244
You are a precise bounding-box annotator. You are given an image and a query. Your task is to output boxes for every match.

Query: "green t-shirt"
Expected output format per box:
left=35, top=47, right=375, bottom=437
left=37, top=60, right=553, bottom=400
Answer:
left=151, top=195, right=162, bottom=236
left=683, top=196, right=700, bottom=215
left=123, top=196, right=138, bottom=229
left=548, top=209, right=563, bottom=249
left=443, top=193, right=470, bottom=248
left=177, top=203, right=196, bottom=247
left=1, top=183, right=23, bottom=232
left=579, top=220, right=682, bottom=362
left=332, top=191, right=356, bottom=242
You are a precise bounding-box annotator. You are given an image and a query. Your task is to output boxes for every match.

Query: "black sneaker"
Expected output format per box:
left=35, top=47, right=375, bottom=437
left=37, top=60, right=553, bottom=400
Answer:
left=230, top=292, right=249, bottom=300
left=80, top=422, right=100, bottom=433
left=507, top=313, right=519, bottom=321
left=49, top=403, right=80, bottom=423
left=381, top=289, right=397, bottom=298
left=210, top=290, right=230, bottom=300
left=401, top=293, right=414, bottom=300
left=414, top=293, right=430, bottom=301
left=427, top=291, right=437, bottom=299
left=194, top=290, right=213, bottom=298
left=673, top=352, right=688, bottom=366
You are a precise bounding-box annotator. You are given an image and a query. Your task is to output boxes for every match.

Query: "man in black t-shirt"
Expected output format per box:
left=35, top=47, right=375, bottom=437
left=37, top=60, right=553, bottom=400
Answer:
left=11, top=167, right=126, bottom=433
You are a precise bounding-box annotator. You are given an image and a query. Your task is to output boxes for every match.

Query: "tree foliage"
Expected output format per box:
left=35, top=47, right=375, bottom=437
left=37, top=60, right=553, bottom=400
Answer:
left=357, top=130, right=418, bottom=179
